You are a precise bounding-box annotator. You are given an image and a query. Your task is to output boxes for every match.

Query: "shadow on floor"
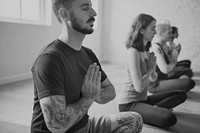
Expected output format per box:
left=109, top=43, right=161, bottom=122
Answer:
left=146, top=111, right=200, bottom=133
left=187, top=91, right=200, bottom=103
left=168, top=111, right=200, bottom=133
left=193, top=71, right=200, bottom=77
left=193, top=79, right=200, bottom=86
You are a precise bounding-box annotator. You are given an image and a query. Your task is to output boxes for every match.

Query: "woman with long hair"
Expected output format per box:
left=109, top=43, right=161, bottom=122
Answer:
left=118, top=14, right=187, bottom=128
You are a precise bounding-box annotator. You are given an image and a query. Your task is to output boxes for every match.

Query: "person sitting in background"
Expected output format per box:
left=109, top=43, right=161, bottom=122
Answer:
left=167, top=26, right=192, bottom=69
left=30, top=0, right=143, bottom=133
left=149, top=20, right=195, bottom=93
left=118, top=13, right=187, bottom=128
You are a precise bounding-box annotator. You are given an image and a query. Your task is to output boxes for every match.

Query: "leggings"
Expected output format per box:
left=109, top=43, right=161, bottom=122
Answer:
left=149, top=78, right=196, bottom=93
left=176, top=60, right=191, bottom=68
left=119, top=90, right=187, bottom=128
left=157, top=60, right=193, bottom=80
left=167, top=67, right=193, bottom=79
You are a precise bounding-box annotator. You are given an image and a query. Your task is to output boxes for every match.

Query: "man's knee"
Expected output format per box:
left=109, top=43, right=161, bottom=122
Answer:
left=128, top=112, right=143, bottom=124
left=116, top=111, right=143, bottom=124
left=110, top=111, right=143, bottom=133
left=125, top=112, right=143, bottom=132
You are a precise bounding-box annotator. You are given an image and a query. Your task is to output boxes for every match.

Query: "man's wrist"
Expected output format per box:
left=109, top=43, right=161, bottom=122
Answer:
left=82, top=96, right=95, bottom=103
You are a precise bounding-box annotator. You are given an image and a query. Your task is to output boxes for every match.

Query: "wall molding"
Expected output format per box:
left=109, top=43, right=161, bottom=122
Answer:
left=0, top=73, right=32, bottom=85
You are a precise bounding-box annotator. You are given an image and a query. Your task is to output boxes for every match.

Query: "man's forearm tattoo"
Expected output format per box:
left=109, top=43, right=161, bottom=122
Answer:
left=42, top=96, right=91, bottom=130
left=42, top=97, right=72, bottom=129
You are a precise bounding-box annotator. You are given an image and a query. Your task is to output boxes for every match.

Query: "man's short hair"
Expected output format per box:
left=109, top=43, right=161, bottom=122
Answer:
left=52, top=0, right=74, bottom=23
left=156, top=20, right=171, bottom=34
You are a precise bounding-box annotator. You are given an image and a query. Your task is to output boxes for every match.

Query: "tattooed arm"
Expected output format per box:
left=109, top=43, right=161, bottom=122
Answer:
left=40, top=95, right=94, bottom=133
left=40, top=63, right=101, bottom=133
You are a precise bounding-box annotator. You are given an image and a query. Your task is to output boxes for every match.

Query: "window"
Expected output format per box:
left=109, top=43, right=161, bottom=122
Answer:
left=0, top=0, right=52, bottom=25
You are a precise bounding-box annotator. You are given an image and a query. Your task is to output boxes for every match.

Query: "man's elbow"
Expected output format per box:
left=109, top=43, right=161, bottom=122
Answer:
left=105, top=91, right=116, bottom=103
left=96, top=91, right=116, bottom=104
left=101, top=96, right=116, bottom=104
left=105, top=86, right=116, bottom=101
left=110, top=89, right=116, bottom=100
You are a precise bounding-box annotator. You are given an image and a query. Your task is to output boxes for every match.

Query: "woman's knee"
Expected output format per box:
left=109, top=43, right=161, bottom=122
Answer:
left=187, top=79, right=196, bottom=91
left=177, top=91, right=187, bottom=105
left=180, top=79, right=195, bottom=92
left=185, top=69, right=193, bottom=78
left=187, top=60, right=191, bottom=67
left=182, top=92, right=187, bottom=101
left=160, top=112, right=177, bottom=128
left=183, top=79, right=196, bottom=91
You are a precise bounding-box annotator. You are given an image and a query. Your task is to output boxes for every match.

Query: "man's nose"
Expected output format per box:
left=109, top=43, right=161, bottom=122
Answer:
left=90, top=8, right=97, bottom=17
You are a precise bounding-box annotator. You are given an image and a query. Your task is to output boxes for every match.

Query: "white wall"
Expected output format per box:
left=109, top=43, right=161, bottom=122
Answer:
left=0, top=15, right=58, bottom=84
left=1, top=0, right=200, bottom=85
left=0, top=1, right=103, bottom=85
left=101, top=0, right=200, bottom=71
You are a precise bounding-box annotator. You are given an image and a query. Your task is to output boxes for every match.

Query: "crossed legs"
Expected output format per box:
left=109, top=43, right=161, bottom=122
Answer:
left=149, top=78, right=195, bottom=93
left=119, top=90, right=186, bottom=128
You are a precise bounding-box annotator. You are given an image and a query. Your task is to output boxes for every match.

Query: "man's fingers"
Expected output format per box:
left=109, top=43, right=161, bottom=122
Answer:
left=92, top=65, right=100, bottom=82
left=85, top=63, right=101, bottom=83
left=87, top=63, right=97, bottom=80
left=85, top=64, right=92, bottom=80
left=96, top=71, right=101, bottom=84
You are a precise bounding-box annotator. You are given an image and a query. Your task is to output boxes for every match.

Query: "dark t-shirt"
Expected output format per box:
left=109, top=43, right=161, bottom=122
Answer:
left=31, top=39, right=107, bottom=133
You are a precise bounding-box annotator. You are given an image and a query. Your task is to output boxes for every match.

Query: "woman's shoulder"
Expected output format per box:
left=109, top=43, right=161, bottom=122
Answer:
left=152, top=41, right=160, bottom=47
left=151, top=42, right=162, bottom=52
left=127, top=47, right=143, bottom=61
left=127, top=47, right=141, bottom=57
left=128, top=47, right=139, bottom=53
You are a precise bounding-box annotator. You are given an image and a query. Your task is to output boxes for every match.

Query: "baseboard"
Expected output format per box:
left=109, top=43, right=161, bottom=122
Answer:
left=0, top=73, right=32, bottom=85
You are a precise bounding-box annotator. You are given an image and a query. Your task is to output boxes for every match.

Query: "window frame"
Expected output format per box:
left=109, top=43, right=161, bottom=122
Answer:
left=0, top=0, right=52, bottom=26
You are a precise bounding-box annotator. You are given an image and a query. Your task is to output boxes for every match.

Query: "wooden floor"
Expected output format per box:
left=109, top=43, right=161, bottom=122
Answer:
left=0, top=63, right=200, bottom=133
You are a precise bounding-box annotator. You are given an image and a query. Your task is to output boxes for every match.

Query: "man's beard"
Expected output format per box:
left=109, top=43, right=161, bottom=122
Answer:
left=70, top=12, right=94, bottom=34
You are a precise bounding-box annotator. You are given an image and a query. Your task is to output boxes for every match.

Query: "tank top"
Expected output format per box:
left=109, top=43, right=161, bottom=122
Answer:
left=155, top=43, right=169, bottom=80
left=119, top=50, right=148, bottom=104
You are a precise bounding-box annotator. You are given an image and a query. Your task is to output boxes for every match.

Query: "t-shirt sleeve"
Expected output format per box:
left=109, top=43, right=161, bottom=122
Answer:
left=32, top=53, right=65, bottom=99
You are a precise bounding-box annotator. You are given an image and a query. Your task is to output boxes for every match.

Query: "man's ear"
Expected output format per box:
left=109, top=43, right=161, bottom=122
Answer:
left=59, top=8, right=70, bottom=21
